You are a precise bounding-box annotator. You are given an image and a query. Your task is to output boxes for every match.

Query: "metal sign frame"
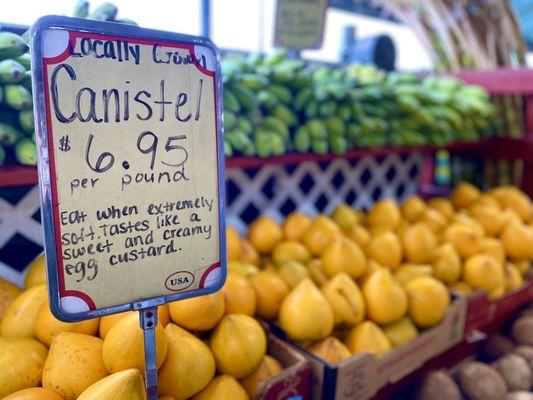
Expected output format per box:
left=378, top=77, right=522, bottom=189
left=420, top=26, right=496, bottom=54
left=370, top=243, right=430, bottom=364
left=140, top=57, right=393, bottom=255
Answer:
left=30, top=15, right=226, bottom=323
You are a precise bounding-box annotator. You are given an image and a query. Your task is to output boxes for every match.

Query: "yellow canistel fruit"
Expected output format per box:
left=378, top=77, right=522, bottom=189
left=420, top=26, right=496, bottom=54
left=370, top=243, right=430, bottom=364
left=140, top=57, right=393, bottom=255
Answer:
left=515, top=259, right=531, bottom=276
left=402, top=223, right=437, bottom=263
left=357, top=259, right=384, bottom=287
left=210, top=314, right=267, bottom=379
left=24, top=253, right=47, bottom=288
left=344, top=224, right=371, bottom=248
left=0, top=277, right=21, bottom=322
left=401, top=195, right=427, bottom=223
left=77, top=369, right=146, bottom=400
left=158, top=324, right=215, bottom=400
left=451, top=182, right=481, bottom=209
left=367, top=199, right=401, bottom=230
left=302, top=215, right=342, bottom=256
left=228, top=261, right=259, bottom=278
left=405, top=277, right=450, bottom=328
left=99, top=306, right=170, bottom=339
left=192, top=375, right=249, bottom=400
left=504, top=262, right=524, bottom=292
left=362, top=269, right=407, bottom=325
left=240, top=238, right=260, bottom=266
left=490, top=186, right=531, bottom=222
left=2, top=387, right=64, bottom=400
left=433, top=243, right=462, bottom=284
left=247, top=215, right=283, bottom=255
left=449, top=281, right=473, bottom=295
left=427, top=197, right=455, bottom=221
left=463, top=254, right=504, bottom=294
left=249, top=269, right=289, bottom=320
left=321, top=272, right=365, bottom=327
left=383, top=317, right=419, bottom=347
left=226, top=227, right=242, bottom=262
left=278, top=279, right=334, bottom=341
left=443, top=223, right=482, bottom=259
left=221, top=271, right=257, bottom=316
left=344, top=321, right=392, bottom=357
left=321, top=237, right=366, bottom=279
left=275, top=260, right=310, bottom=288
left=500, top=221, right=533, bottom=260
left=239, top=355, right=283, bottom=397
left=421, top=208, right=448, bottom=233
left=469, top=203, right=504, bottom=237
left=168, top=291, right=225, bottom=331
left=283, top=212, right=312, bottom=241
left=0, top=337, right=48, bottom=398
left=478, top=238, right=505, bottom=266
left=365, top=231, right=403, bottom=270
left=394, top=264, right=433, bottom=287
left=272, top=240, right=311, bottom=265
left=307, top=258, right=329, bottom=287
left=1, top=284, right=47, bottom=339
left=308, top=337, right=352, bottom=365
left=331, top=204, right=360, bottom=229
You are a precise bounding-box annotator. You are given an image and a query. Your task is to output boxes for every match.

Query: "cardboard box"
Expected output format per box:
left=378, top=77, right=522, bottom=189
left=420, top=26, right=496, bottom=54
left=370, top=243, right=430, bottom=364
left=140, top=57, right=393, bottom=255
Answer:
left=272, top=298, right=467, bottom=400
left=256, top=332, right=312, bottom=400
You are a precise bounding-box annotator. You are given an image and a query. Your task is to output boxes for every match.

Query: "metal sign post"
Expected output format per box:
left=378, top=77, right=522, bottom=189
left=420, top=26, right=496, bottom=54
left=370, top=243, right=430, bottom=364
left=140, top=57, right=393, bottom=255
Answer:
left=135, top=301, right=160, bottom=399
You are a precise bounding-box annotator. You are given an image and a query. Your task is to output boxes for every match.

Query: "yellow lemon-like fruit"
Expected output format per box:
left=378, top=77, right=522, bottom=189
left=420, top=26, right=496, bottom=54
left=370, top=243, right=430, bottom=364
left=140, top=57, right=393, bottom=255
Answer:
left=24, top=254, right=47, bottom=289
left=451, top=182, right=481, bottom=209
left=308, top=337, right=352, bottom=365
left=367, top=199, right=401, bottom=230
left=421, top=208, right=448, bottom=234
left=321, top=272, right=365, bottom=326
left=321, top=237, right=366, bottom=279
left=228, top=261, right=259, bottom=278
left=272, top=240, right=311, bottom=265
left=363, top=269, right=407, bottom=325
left=428, top=197, right=455, bottom=221
left=357, top=260, right=384, bottom=287
left=2, top=387, right=64, bottom=400
left=475, top=194, right=501, bottom=209
left=383, top=317, right=419, bottom=347
left=449, top=281, right=473, bottom=295
left=227, top=227, right=242, bottom=262
left=275, top=260, right=310, bottom=288
left=344, top=321, right=391, bottom=357
left=34, top=301, right=99, bottom=347
left=490, top=186, right=531, bottom=222
left=99, top=305, right=169, bottom=339
left=240, top=355, right=283, bottom=397
left=405, top=277, right=450, bottom=328
left=478, top=238, right=505, bottom=266
left=168, top=291, right=225, bottom=331
left=210, top=314, right=267, bottom=379
left=402, top=223, right=437, bottom=263
left=221, top=271, right=257, bottom=316
left=469, top=203, right=504, bottom=237
left=366, top=231, right=403, bottom=270
left=443, top=223, right=482, bottom=259
left=103, top=313, right=168, bottom=374
left=0, top=277, right=21, bottom=322
left=192, top=375, right=249, bottom=400
left=500, top=221, right=533, bottom=260
left=463, top=254, right=504, bottom=294
left=1, top=284, right=47, bottom=338
left=278, top=279, right=334, bottom=341
left=302, top=215, right=342, bottom=256
left=331, top=204, right=360, bottom=229
left=401, top=195, right=427, bottom=222
left=77, top=369, right=146, bottom=400
left=307, top=258, right=329, bottom=287
left=249, top=270, right=289, bottom=320
left=454, top=213, right=486, bottom=237
left=344, top=224, right=371, bottom=248
left=433, top=243, right=462, bottom=284
left=248, top=215, right=283, bottom=255
left=158, top=324, right=215, bottom=400
left=283, top=212, right=312, bottom=241
left=504, top=262, right=524, bottom=292
left=0, top=337, right=48, bottom=398
left=240, top=238, right=260, bottom=266
left=394, top=264, right=433, bottom=287
left=515, top=259, right=531, bottom=275
left=42, top=333, right=108, bottom=400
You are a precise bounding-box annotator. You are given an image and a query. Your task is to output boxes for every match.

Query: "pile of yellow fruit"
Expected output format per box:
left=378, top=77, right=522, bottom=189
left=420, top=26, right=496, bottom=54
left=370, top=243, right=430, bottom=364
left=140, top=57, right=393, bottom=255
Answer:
left=226, top=183, right=533, bottom=364
left=0, top=257, right=285, bottom=399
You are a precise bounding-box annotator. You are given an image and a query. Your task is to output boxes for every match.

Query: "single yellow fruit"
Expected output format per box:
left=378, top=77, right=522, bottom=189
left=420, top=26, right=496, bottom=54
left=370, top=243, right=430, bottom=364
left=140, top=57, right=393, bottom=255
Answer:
left=451, top=182, right=481, bottom=209
left=321, top=237, right=366, bottom=279
left=248, top=215, right=283, bottom=254
left=421, top=208, right=448, bottom=233
left=168, top=291, right=225, bottom=331
left=1, top=284, right=47, bottom=338
left=210, top=314, right=267, bottom=378
left=307, top=258, right=329, bottom=286
left=433, top=243, right=462, bottom=284
left=363, top=269, right=407, bottom=325
left=463, top=254, right=504, bottom=294
left=490, top=186, right=531, bottom=222
left=278, top=279, right=334, bottom=341
left=394, top=264, right=433, bottom=286
left=103, top=313, right=168, bottom=374
left=158, top=324, right=215, bottom=400
left=34, top=302, right=99, bottom=347
left=2, top=387, right=63, bottom=400
left=192, top=375, right=249, bottom=400
left=24, top=254, right=47, bottom=288
left=240, top=238, right=260, bottom=265
left=0, top=337, right=48, bottom=398
left=475, top=194, right=501, bottom=209
left=344, top=321, right=392, bottom=357
left=383, top=317, right=419, bottom=347
left=228, top=261, right=259, bottom=278
left=302, top=215, right=342, bottom=256
left=249, top=270, right=289, bottom=320
left=500, top=221, right=533, bottom=260
left=454, top=213, right=486, bottom=237
left=42, top=333, right=108, bottom=400
left=221, top=271, right=256, bottom=316
left=99, top=306, right=170, bottom=340
left=449, top=281, right=473, bottom=295
left=275, top=260, right=310, bottom=288
left=402, top=223, right=437, bottom=263
left=357, top=260, right=384, bottom=286
left=227, top=227, right=242, bottom=262
left=365, top=231, right=403, bottom=270
left=331, top=204, right=359, bottom=229
left=367, top=199, right=401, bottom=230
left=401, top=195, right=427, bottom=222
left=501, top=208, right=522, bottom=228
left=283, top=212, right=312, bottom=241
left=308, top=337, right=352, bottom=365
left=0, top=277, right=21, bottom=322
left=469, top=203, right=505, bottom=237
left=240, top=355, right=283, bottom=397
left=428, top=197, right=455, bottom=221
left=515, top=259, right=531, bottom=275
left=273, top=240, right=311, bottom=265
left=478, top=238, right=505, bottom=266
left=443, top=223, right=482, bottom=258
left=405, top=277, right=450, bottom=328
left=504, top=262, right=524, bottom=292
left=344, top=224, right=371, bottom=248
left=321, top=272, right=365, bottom=326
left=77, top=369, right=146, bottom=400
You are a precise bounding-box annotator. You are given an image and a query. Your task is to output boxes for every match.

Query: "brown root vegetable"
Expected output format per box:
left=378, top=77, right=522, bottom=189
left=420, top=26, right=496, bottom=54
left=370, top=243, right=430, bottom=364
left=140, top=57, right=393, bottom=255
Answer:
left=415, top=370, right=461, bottom=400
left=512, top=317, right=533, bottom=346
left=456, top=361, right=507, bottom=400
left=494, top=354, right=532, bottom=391
left=482, top=334, right=515, bottom=361
left=506, top=392, right=533, bottom=400
left=514, top=346, right=533, bottom=370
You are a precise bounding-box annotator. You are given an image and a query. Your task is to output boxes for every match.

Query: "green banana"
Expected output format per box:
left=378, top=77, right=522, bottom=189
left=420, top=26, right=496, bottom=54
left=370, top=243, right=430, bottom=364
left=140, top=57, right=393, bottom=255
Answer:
left=21, top=70, right=32, bottom=90
left=311, top=138, right=328, bottom=155
left=328, top=135, right=348, bottom=155
left=73, top=0, right=90, bottom=18
left=0, top=122, right=22, bottom=146
left=257, top=90, right=278, bottom=110
left=223, top=88, right=240, bottom=113
left=226, top=130, right=251, bottom=152
left=270, top=134, right=286, bottom=156
left=241, top=74, right=269, bottom=91
left=228, top=83, right=256, bottom=109
left=325, top=116, right=345, bottom=136
left=236, top=116, right=253, bottom=135
left=263, top=50, right=287, bottom=67
left=294, top=87, right=313, bottom=111
left=306, top=119, right=327, bottom=140
left=0, top=32, right=28, bottom=60
left=224, top=140, right=233, bottom=157
left=246, top=107, right=263, bottom=125
left=318, top=101, right=337, bottom=118
left=15, top=138, right=37, bottom=165
left=273, top=104, right=297, bottom=127
left=89, top=2, right=118, bottom=21
left=18, top=109, right=34, bottom=134
left=15, top=53, right=31, bottom=70
left=4, top=84, right=32, bottom=110
left=304, top=101, right=318, bottom=118
left=265, top=85, right=292, bottom=104
left=262, top=116, right=289, bottom=141
left=337, top=105, right=352, bottom=122
left=224, top=111, right=237, bottom=130
left=0, top=59, right=26, bottom=84
left=254, top=130, right=272, bottom=158
left=294, top=126, right=311, bottom=153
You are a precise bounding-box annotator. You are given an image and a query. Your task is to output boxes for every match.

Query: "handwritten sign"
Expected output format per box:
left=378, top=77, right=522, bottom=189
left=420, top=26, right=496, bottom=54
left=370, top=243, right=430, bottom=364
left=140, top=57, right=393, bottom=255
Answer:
left=31, top=17, right=225, bottom=321
left=274, top=0, right=328, bottom=49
